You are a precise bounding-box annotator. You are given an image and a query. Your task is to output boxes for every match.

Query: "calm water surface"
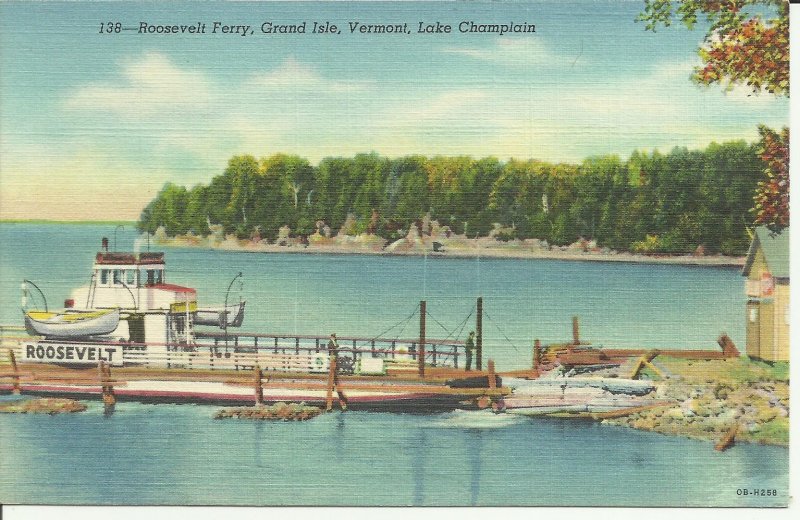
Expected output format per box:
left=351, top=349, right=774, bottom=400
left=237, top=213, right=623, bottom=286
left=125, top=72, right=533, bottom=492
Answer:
left=0, top=398, right=788, bottom=506
left=1, top=223, right=745, bottom=369
left=0, top=224, right=786, bottom=506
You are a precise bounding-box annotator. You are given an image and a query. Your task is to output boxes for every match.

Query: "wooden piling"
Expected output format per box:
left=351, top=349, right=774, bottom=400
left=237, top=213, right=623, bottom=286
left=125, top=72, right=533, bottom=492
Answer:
left=572, top=316, right=580, bottom=345
left=531, top=340, right=541, bottom=379
left=715, top=423, right=739, bottom=452
left=326, top=354, right=337, bottom=412
left=335, top=382, right=348, bottom=412
left=254, top=364, right=263, bottom=406
left=629, top=350, right=664, bottom=380
left=8, top=349, right=20, bottom=394
left=98, top=361, right=115, bottom=408
left=418, top=300, right=426, bottom=379
left=487, top=359, right=496, bottom=391
left=717, top=334, right=740, bottom=358
left=476, top=297, right=483, bottom=371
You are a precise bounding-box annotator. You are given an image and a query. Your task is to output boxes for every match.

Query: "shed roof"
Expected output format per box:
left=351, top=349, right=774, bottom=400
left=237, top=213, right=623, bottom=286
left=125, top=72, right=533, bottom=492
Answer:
left=742, top=226, right=790, bottom=278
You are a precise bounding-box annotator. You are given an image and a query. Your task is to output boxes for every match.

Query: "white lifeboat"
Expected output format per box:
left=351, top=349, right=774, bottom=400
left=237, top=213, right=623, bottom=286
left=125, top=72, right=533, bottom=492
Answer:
left=24, top=308, right=121, bottom=338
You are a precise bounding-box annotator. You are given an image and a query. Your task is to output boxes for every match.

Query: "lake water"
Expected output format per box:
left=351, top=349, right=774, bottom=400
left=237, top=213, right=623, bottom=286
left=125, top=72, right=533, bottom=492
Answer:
left=1, top=223, right=745, bottom=369
left=0, top=223, right=787, bottom=506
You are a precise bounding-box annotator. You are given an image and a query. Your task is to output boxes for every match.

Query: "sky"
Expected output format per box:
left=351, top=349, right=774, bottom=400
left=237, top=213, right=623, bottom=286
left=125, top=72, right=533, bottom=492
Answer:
left=0, top=0, right=790, bottom=221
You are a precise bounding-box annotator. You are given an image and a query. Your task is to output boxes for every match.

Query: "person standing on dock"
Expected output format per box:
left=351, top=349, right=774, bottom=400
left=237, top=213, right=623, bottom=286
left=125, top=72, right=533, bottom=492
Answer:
left=327, top=333, right=339, bottom=355
left=465, top=331, right=475, bottom=371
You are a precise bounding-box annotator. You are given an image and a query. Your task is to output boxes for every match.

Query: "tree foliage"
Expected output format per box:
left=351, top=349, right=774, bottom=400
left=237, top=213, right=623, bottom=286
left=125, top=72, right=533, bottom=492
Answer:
left=638, top=0, right=789, bottom=95
left=139, top=141, right=764, bottom=255
left=639, top=0, right=789, bottom=233
left=752, top=125, right=789, bottom=231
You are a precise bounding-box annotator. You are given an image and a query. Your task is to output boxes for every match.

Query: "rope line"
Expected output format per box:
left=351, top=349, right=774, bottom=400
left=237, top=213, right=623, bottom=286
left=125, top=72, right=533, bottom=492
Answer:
left=393, top=311, right=416, bottom=342
left=484, top=309, right=521, bottom=353
left=371, top=304, right=419, bottom=342
left=453, top=310, right=473, bottom=341
left=425, top=309, right=454, bottom=336
left=426, top=308, right=474, bottom=344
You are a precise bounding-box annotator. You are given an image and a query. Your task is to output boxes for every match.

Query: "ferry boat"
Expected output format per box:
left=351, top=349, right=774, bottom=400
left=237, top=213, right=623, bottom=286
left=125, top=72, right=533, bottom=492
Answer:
left=7, top=238, right=495, bottom=410
left=20, top=238, right=245, bottom=365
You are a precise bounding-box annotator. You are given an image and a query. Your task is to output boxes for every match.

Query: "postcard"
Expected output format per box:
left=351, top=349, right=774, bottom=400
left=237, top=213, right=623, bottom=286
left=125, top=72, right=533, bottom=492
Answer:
left=0, top=0, right=791, bottom=509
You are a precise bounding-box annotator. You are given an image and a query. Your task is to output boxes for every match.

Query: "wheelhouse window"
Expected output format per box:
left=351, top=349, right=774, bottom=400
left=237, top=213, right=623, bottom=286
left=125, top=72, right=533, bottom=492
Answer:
left=113, top=270, right=123, bottom=285
left=126, top=269, right=136, bottom=285
left=100, top=269, right=109, bottom=285
left=143, top=269, right=163, bottom=286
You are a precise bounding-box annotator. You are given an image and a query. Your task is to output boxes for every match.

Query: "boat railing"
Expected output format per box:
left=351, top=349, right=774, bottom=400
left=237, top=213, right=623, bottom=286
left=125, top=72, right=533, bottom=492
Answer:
left=194, top=331, right=464, bottom=369
left=121, top=346, right=329, bottom=373
left=3, top=333, right=464, bottom=373
left=0, top=326, right=28, bottom=354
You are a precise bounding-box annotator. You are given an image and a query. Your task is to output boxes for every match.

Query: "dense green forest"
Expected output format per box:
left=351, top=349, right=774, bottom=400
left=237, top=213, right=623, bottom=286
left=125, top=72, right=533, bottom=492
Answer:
left=138, top=140, right=764, bottom=255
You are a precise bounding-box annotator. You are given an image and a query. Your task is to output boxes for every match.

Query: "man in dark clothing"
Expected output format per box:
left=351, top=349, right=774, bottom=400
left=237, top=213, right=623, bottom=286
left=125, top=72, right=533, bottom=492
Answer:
left=465, top=331, right=475, bottom=371
left=327, top=333, right=339, bottom=354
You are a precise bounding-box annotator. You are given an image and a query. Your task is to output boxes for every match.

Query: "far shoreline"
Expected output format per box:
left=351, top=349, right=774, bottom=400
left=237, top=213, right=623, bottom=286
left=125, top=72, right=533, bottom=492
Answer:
left=152, top=232, right=746, bottom=268
left=0, top=220, right=745, bottom=268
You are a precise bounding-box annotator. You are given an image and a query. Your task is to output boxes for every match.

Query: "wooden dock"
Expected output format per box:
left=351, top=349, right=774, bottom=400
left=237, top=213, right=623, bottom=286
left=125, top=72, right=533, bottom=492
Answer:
left=0, top=349, right=509, bottom=411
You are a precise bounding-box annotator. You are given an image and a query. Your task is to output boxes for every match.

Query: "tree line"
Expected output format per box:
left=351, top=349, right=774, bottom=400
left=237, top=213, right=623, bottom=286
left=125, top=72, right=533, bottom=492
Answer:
left=138, top=140, right=764, bottom=255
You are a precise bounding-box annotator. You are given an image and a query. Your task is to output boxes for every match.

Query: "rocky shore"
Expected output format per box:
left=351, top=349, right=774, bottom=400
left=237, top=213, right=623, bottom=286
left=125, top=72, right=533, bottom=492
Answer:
left=603, top=357, right=789, bottom=447
left=0, top=397, right=87, bottom=414
left=214, top=402, right=322, bottom=421
left=149, top=222, right=744, bottom=268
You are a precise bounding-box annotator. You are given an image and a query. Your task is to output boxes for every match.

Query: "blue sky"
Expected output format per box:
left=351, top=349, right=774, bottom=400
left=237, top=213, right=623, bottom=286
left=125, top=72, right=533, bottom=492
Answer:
left=0, top=1, right=789, bottom=220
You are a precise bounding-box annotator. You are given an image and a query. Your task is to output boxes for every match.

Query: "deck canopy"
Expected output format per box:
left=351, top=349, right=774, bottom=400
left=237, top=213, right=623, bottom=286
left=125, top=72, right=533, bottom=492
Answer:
left=95, top=252, right=165, bottom=265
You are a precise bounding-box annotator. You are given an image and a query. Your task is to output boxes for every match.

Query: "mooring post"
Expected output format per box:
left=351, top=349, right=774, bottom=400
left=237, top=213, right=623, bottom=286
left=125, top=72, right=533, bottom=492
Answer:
left=254, top=364, right=263, bottom=406
left=715, top=423, right=739, bottom=452
left=97, top=359, right=104, bottom=391
left=476, top=297, right=483, bottom=371
left=532, top=339, right=541, bottom=378
left=487, top=359, right=496, bottom=391
left=326, top=354, right=337, bottom=412
left=418, top=300, right=426, bottom=378
left=335, top=378, right=348, bottom=412
left=99, top=360, right=115, bottom=408
left=8, top=349, right=20, bottom=395
left=572, top=316, right=580, bottom=346
left=717, top=334, right=740, bottom=358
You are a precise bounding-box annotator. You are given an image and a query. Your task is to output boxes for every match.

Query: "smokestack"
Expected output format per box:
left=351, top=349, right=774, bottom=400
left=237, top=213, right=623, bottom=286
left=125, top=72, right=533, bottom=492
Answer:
left=101, top=237, right=109, bottom=252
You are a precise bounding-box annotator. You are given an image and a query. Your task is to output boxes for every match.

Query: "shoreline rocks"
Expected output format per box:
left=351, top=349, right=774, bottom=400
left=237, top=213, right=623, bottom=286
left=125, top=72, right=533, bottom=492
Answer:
left=603, top=378, right=789, bottom=447
left=214, top=402, right=322, bottom=421
left=0, top=398, right=87, bottom=414
left=152, top=229, right=744, bottom=267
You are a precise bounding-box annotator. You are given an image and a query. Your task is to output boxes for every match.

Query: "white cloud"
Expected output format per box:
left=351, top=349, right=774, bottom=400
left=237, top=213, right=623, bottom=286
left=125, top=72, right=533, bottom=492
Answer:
left=5, top=49, right=787, bottom=221
left=354, top=54, right=786, bottom=163
left=0, top=139, right=158, bottom=220
left=64, top=53, right=212, bottom=117
left=442, top=37, right=553, bottom=66
left=247, top=57, right=370, bottom=92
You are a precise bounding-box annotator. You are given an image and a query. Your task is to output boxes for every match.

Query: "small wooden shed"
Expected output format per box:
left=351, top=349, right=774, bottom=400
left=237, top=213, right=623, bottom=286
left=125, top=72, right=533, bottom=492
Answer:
left=742, top=227, right=790, bottom=362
